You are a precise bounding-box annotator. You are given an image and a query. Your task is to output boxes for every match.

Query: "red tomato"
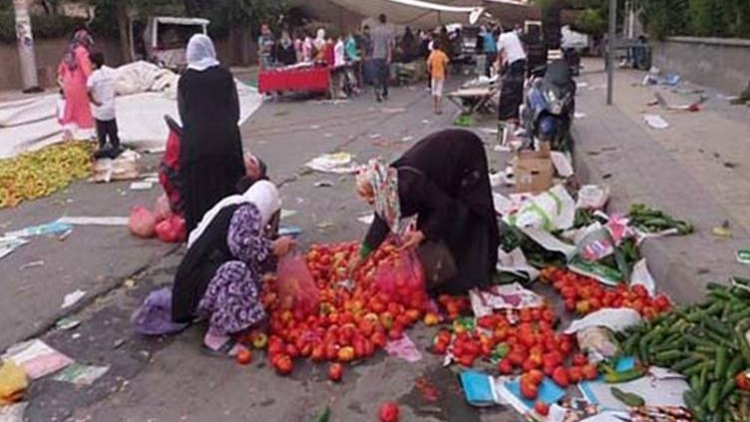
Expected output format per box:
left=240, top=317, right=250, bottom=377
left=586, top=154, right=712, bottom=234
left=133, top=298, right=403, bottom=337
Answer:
left=552, top=367, right=570, bottom=388
left=235, top=349, right=252, bottom=365
left=379, top=401, right=400, bottom=422
left=272, top=354, right=294, bottom=375
left=534, top=401, right=550, bottom=416
left=328, top=363, right=343, bottom=382
left=582, top=363, right=599, bottom=381
left=527, top=369, right=545, bottom=385
left=498, top=358, right=514, bottom=375
left=520, top=379, right=539, bottom=400
left=572, top=353, right=588, bottom=367
left=736, top=372, right=750, bottom=391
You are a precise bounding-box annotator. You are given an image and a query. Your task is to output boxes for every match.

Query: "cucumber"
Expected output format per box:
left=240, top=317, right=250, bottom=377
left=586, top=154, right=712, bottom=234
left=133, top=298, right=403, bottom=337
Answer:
left=708, top=381, right=721, bottom=412
left=721, top=376, right=736, bottom=399
left=611, top=387, right=645, bottom=407
left=604, top=367, right=647, bottom=384
left=673, top=356, right=705, bottom=373
left=726, top=354, right=744, bottom=379
left=705, top=317, right=733, bottom=337
left=715, top=347, right=728, bottom=380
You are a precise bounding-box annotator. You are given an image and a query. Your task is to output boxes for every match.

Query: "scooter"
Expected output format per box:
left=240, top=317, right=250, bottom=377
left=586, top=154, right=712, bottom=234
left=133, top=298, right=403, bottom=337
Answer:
left=520, top=59, right=576, bottom=151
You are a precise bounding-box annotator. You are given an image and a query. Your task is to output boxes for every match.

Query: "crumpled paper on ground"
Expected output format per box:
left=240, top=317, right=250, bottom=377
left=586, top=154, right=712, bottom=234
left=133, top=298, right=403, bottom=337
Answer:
left=385, top=335, right=422, bottom=362
left=2, top=340, right=73, bottom=380
left=496, top=248, right=540, bottom=281
left=564, top=308, right=643, bottom=335
left=470, top=283, right=545, bottom=318
left=305, top=152, right=359, bottom=174
left=504, top=185, right=576, bottom=232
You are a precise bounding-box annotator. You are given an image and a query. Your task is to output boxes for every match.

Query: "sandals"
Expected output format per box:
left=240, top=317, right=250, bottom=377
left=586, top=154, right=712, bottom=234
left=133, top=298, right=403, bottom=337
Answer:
left=201, top=338, right=247, bottom=358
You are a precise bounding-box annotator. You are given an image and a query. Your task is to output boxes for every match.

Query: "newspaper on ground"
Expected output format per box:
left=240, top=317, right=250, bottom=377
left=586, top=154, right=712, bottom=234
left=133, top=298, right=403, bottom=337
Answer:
left=52, top=363, right=109, bottom=386
left=2, top=339, right=73, bottom=379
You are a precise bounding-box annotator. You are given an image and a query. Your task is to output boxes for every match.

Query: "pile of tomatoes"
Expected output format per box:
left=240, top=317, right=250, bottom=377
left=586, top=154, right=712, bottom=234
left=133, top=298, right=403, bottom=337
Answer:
left=256, top=242, right=430, bottom=378
left=430, top=303, right=599, bottom=398
left=540, top=267, right=672, bottom=319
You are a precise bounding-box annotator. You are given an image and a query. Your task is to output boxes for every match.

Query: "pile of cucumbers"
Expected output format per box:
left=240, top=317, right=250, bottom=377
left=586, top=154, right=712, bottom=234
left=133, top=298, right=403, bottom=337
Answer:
left=618, top=278, right=750, bottom=421
left=629, top=203, right=694, bottom=235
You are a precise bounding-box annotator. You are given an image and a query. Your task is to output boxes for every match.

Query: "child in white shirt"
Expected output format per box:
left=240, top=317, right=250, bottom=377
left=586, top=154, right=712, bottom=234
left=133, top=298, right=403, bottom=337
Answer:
left=87, top=52, right=119, bottom=154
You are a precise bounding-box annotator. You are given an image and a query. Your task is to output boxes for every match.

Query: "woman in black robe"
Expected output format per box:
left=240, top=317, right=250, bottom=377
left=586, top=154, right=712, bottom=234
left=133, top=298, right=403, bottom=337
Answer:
left=351, top=129, right=500, bottom=294
left=178, top=34, right=246, bottom=232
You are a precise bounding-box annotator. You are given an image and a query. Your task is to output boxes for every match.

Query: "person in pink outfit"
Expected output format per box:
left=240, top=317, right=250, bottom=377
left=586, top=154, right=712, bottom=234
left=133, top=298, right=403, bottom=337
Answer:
left=57, top=29, right=95, bottom=139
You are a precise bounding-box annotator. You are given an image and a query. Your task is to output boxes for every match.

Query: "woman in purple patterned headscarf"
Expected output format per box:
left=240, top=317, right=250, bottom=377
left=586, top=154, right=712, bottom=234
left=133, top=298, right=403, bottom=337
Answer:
left=172, top=181, right=296, bottom=356
left=57, top=29, right=95, bottom=139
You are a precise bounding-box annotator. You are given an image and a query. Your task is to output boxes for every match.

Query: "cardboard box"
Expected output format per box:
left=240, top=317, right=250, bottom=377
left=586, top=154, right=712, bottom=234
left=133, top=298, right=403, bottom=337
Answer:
left=514, top=143, right=553, bottom=193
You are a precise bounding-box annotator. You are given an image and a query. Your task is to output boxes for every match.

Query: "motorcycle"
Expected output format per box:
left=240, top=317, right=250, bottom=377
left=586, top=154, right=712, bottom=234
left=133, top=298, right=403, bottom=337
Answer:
left=520, top=59, right=576, bottom=151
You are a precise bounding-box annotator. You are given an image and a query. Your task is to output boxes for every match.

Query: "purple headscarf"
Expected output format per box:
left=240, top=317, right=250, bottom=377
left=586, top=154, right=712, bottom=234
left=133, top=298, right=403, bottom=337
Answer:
left=62, top=29, right=93, bottom=71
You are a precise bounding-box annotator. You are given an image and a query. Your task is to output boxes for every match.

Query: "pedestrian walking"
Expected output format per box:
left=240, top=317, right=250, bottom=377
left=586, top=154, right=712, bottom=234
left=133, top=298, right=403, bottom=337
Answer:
left=496, top=26, right=527, bottom=121
left=426, top=41, right=449, bottom=114
left=86, top=52, right=120, bottom=157
left=370, top=14, right=395, bottom=102
left=479, top=26, right=497, bottom=77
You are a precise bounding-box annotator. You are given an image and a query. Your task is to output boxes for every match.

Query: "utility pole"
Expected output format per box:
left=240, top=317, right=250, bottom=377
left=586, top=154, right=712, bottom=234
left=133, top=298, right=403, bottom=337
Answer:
left=13, top=0, right=41, bottom=93
left=606, top=0, right=616, bottom=105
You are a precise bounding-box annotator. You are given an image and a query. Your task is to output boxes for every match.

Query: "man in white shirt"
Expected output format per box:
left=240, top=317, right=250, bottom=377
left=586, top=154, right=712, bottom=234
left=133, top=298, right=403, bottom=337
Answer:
left=87, top=52, right=120, bottom=153
left=495, top=27, right=527, bottom=121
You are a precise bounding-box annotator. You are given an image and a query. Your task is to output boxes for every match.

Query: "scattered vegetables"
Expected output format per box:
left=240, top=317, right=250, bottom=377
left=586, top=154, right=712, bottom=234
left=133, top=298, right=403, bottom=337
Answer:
left=611, top=387, right=645, bottom=407
left=629, top=203, right=693, bottom=235
left=0, top=141, right=93, bottom=208
left=378, top=401, right=400, bottom=422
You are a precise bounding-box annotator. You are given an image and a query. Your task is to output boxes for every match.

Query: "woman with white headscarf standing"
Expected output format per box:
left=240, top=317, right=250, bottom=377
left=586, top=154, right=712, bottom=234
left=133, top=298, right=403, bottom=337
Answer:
left=178, top=34, right=246, bottom=233
left=172, top=181, right=296, bottom=355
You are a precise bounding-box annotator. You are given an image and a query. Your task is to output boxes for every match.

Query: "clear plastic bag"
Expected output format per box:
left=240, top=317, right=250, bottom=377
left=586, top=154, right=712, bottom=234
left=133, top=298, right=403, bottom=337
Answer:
left=277, top=255, right=320, bottom=316
left=129, top=206, right=156, bottom=238
left=374, top=250, right=426, bottom=308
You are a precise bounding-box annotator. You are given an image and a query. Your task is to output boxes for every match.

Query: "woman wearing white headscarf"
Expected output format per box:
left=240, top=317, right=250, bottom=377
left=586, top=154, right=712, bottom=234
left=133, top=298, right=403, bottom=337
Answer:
left=172, top=181, right=296, bottom=355
left=178, top=34, right=246, bottom=234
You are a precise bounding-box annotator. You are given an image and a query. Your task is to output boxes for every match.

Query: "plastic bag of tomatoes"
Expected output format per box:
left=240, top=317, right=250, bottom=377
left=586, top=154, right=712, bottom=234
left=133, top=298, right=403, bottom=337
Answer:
left=374, top=250, right=425, bottom=307
left=277, top=254, right=320, bottom=315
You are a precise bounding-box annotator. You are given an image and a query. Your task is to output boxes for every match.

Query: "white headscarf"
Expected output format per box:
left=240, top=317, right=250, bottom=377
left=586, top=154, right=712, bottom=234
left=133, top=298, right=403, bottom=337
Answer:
left=187, top=180, right=281, bottom=247
left=186, top=34, right=220, bottom=71
left=314, top=28, right=326, bottom=50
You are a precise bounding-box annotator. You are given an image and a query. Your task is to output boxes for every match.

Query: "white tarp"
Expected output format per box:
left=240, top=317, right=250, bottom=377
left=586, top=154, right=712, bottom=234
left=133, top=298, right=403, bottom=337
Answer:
left=0, top=61, right=263, bottom=159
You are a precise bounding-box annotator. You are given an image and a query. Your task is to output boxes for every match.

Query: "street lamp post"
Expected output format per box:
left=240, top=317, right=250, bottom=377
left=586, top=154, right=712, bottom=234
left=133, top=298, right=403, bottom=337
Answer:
left=606, top=0, right=616, bottom=105
left=13, top=0, right=41, bottom=93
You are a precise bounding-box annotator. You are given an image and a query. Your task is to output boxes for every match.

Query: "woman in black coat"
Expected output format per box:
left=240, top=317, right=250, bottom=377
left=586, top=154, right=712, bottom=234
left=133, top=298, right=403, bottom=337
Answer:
left=178, top=34, right=246, bottom=233
left=351, top=129, right=500, bottom=294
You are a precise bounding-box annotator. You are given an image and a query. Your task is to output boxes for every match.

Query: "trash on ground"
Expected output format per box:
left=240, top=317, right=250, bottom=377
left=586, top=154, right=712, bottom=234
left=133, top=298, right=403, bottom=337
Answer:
left=385, top=335, right=422, bottom=362
left=2, top=339, right=73, bottom=379
left=580, top=369, right=689, bottom=411
left=61, top=289, right=86, bottom=309
left=568, top=257, right=622, bottom=286
left=5, top=221, right=73, bottom=239
left=565, top=308, right=642, bottom=336
left=519, top=226, right=578, bottom=259
left=401, top=136, right=414, bottom=142
left=0, top=360, right=27, bottom=406
left=0, top=402, right=27, bottom=422
left=91, top=150, right=141, bottom=183
left=737, top=249, right=750, bottom=265
left=630, top=258, right=656, bottom=296
left=550, top=151, right=574, bottom=178
left=52, top=363, right=109, bottom=386
left=279, top=226, right=302, bottom=238
left=381, top=107, right=405, bottom=114
left=414, top=377, right=439, bottom=403
left=129, top=181, right=153, bottom=191
left=280, top=209, right=297, bottom=220
left=131, top=287, right=188, bottom=336
left=314, top=180, right=334, bottom=188
left=57, top=216, right=129, bottom=226
left=129, top=206, right=157, bottom=239
left=505, top=185, right=576, bottom=232
left=358, top=215, right=375, bottom=225
left=576, top=185, right=610, bottom=210
left=55, top=317, right=80, bottom=331
left=469, top=283, right=544, bottom=318
left=459, top=371, right=504, bottom=407
left=643, top=114, right=669, bottom=130
left=305, top=152, right=359, bottom=174
left=0, top=237, right=28, bottom=260
left=495, top=248, right=541, bottom=283
left=574, top=112, right=586, bottom=119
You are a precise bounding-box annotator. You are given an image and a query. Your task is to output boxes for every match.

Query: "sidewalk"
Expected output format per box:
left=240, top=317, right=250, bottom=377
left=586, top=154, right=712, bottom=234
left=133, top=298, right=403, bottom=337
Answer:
left=572, top=59, right=750, bottom=303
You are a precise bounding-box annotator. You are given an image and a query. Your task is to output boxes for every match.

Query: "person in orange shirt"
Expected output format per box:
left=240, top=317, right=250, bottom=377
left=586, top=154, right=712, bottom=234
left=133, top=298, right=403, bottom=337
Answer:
left=426, top=41, right=449, bottom=114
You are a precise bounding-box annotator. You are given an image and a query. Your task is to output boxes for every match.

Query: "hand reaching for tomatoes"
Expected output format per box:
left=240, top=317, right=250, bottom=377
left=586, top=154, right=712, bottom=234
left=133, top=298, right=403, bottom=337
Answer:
left=399, top=230, right=425, bottom=251
left=272, top=236, right=297, bottom=257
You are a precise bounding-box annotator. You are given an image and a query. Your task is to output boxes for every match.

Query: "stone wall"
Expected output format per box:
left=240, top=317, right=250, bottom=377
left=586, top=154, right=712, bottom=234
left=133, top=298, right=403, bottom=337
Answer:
left=652, top=36, right=750, bottom=94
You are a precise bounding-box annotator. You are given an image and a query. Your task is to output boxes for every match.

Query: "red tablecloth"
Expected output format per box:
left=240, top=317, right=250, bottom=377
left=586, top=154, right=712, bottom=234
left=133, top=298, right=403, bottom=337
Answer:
left=258, top=67, right=331, bottom=94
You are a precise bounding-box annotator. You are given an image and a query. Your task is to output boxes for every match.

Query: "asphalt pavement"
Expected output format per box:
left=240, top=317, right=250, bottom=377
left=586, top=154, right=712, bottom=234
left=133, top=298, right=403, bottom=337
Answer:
left=1, top=77, right=522, bottom=422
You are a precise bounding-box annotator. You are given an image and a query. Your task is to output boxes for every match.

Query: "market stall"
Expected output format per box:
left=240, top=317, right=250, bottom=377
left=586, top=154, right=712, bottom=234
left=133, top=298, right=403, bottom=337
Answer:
left=258, top=65, right=332, bottom=96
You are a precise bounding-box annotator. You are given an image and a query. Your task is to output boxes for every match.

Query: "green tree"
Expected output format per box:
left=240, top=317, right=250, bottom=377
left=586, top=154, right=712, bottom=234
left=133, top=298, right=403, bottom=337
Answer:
left=575, top=8, right=607, bottom=35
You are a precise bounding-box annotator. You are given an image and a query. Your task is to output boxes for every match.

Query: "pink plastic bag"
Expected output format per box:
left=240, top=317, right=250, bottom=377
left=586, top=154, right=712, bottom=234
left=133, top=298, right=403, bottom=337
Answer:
left=155, top=215, right=186, bottom=243
left=277, top=255, right=320, bottom=316
left=153, top=194, right=172, bottom=222
left=129, top=206, right=156, bottom=238
left=374, top=250, right=426, bottom=309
